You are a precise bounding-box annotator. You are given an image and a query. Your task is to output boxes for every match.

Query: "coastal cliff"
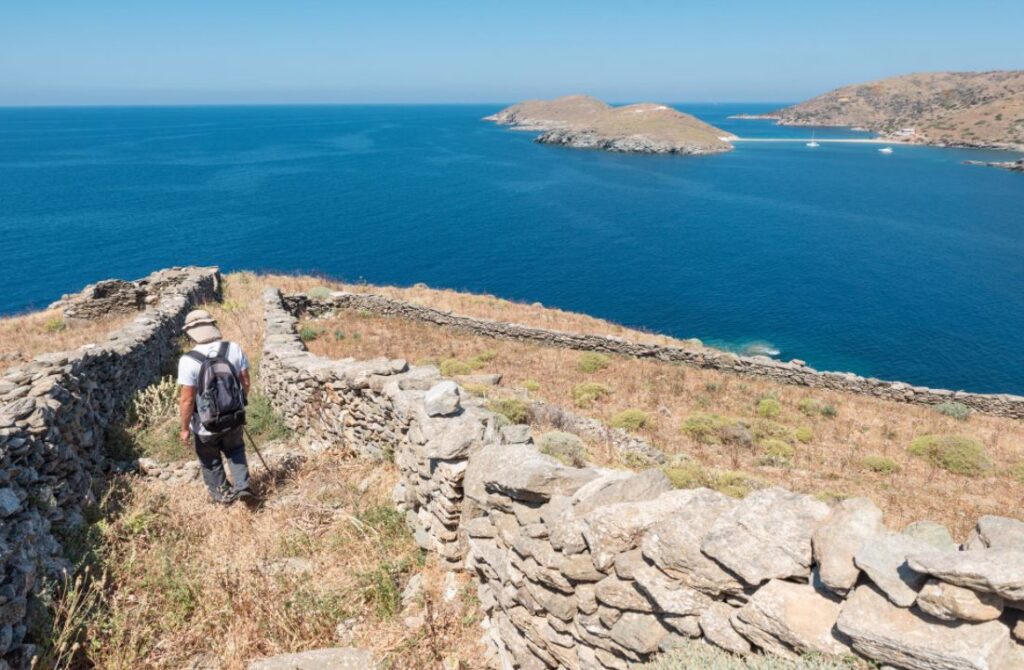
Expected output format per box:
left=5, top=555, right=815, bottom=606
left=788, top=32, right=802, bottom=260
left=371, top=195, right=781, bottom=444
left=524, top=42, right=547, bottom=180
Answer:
left=751, top=71, right=1024, bottom=154
left=486, top=95, right=735, bottom=155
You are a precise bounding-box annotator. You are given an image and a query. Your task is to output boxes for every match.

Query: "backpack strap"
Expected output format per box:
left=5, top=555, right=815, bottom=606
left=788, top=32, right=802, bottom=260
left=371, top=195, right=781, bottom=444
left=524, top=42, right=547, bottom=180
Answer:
left=218, top=341, right=229, bottom=359
left=185, top=350, right=207, bottom=365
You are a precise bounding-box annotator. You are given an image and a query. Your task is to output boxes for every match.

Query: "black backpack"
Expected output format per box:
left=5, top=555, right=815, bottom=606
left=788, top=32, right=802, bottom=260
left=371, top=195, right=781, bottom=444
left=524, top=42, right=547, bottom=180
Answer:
left=186, top=342, right=247, bottom=434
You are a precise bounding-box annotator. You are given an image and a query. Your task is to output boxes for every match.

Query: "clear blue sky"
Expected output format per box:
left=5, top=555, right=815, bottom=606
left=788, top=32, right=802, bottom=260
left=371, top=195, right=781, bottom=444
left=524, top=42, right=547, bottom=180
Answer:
left=2, top=0, right=1021, bottom=105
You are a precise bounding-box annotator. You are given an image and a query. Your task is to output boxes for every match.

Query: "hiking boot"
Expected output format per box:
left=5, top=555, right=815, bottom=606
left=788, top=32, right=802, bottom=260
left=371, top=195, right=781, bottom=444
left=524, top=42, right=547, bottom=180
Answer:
left=235, top=488, right=257, bottom=507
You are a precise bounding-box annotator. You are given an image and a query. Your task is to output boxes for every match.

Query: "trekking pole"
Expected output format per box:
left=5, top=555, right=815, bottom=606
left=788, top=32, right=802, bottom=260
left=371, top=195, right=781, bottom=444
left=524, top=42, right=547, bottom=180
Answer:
left=243, top=427, right=272, bottom=473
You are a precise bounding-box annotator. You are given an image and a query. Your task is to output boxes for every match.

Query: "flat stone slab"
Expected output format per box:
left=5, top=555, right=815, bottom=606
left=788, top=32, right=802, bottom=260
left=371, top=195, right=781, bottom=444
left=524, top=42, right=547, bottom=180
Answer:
left=854, top=532, right=933, bottom=607
left=700, top=488, right=830, bottom=586
left=732, top=579, right=848, bottom=658
left=700, top=602, right=752, bottom=655
left=836, top=586, right=1014, bottom=670
left=908, top=548, right=1024, bottom=602
left=812, top=497, right=884, bottom=595
left=917, top=579, right=1004, bottom=622
left=247, top=647, right=376, bottom=670
left=971, top=516, right=1024, bottom=551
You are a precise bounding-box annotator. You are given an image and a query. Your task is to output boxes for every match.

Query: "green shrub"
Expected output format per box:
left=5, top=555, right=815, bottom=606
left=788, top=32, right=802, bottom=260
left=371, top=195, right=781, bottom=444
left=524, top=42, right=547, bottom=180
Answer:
left=794, top=426, right=813, bottom=443
left=461, top=383, right=491, bottom=398
left=610, top=409, right=651, bottom=432
left=760, top=439, right=795, bottom=466
left=908, top=435, right=991, bottom=476
left=933, top=402, right=972, bottom=421
left=797, top=398, right=821, bottom=416
left=333, top=329, right=345, bottom=341
left=680, top=413, right=732, bottom=444
left=662, top=462, right=709, bottom=489
left=756, top=398, right=781, bottom=419
left=45, top=317, right=66, bottom=333
left=246, top=392, right=291, bottom=442
left=440, top=358, right=473, bottom=376
left=306, top=286, right=333, bottom=300
left=487, top=398, right=530, bottom=424
left=662, top=462, right=760, bottom=498
left=751, top=419, right=794, bottom=444
left=469, top=350, right=497, bottom=365
left=522, top=379, right=540, bottom=393
left=577, top=352, right=611, bottom=373
left=821, top=404, right=838, bottom=418
left=815, top=490, right=849, bottom=505
left=862, top=455, right=900, bottom=475
left=572, top=382, right=611, bottom=408
left=537, top=432, right=589, bottom=467
left=712, top=471, right=761, bottom=498
left=298, top=326, right=319, bottom=342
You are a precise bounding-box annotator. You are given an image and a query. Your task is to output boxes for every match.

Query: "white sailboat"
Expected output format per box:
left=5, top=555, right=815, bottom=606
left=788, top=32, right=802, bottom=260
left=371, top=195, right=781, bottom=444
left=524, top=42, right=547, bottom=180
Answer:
left=878, top=146, right=894, bottom=154
left=806, top=130, right=820, bottom=148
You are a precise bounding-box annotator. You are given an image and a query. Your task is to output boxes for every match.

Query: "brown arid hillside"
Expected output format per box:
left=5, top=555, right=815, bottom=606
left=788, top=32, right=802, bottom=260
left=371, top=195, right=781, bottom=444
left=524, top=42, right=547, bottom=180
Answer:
left=768, top=71, right=1024, bottom=150
left=485, top=94, right=735, bottom=155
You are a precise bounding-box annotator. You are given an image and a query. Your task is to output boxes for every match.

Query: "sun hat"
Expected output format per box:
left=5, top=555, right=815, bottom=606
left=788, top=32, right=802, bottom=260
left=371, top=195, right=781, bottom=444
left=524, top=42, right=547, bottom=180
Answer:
left=183, top=309, right=222, bottom=344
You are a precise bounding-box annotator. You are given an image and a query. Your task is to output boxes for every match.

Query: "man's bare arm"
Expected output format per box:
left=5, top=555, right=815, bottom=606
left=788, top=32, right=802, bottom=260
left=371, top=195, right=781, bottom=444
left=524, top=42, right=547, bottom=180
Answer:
left=240, top=369, right=251, bottom=395
left=179, top=385, right=196, bottom=444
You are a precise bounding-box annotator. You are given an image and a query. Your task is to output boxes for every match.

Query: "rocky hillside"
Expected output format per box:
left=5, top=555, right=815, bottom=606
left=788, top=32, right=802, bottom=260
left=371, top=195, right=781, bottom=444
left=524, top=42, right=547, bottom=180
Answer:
left=767, top=71, right=1024, bottom=150
left=485, top=95, right=735, bottom=155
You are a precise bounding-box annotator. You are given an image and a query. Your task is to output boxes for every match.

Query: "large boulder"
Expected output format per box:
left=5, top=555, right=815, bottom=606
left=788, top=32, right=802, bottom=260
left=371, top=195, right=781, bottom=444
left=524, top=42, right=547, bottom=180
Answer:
left=464, top=444, right=599, bottom=504
left=731, top=580, right=847, bottom=658
left=908, top=549, right=1024, bottom=602
left=424, top=380, right=461, bottom=416
left=854, top=532, right=934, bottom=607
left=700, top=602, right=752, bottom=655
left=812, top=497, right=884, bottom=595
left=640, top=488, right=743, bottom=596
left=836, top=585, right=1014, bottom=670
left=247, top=647, right=376, bottom=670
left=700, top=488, right=830, bottom=586
left=916, top=579, right=1004, bottom=622
left=582, top=491, right=708, bottom=572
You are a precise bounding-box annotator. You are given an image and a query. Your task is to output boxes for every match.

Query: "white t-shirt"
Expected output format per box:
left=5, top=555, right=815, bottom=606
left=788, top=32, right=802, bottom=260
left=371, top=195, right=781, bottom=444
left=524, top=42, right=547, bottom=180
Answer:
left=177, top=340, right=249, bottom=436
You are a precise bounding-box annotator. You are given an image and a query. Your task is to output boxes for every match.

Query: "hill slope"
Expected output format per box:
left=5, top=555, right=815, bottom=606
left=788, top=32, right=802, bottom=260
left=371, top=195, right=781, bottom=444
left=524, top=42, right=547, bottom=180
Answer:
left=486, top=95, right=735, bottom=155
left=769, top=71, right=1024, bottom=150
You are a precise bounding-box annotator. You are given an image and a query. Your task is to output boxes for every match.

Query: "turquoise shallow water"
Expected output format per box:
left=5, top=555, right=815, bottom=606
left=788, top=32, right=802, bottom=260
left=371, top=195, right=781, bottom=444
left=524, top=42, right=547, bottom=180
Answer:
left=0, top=104, right=1022, bottom=394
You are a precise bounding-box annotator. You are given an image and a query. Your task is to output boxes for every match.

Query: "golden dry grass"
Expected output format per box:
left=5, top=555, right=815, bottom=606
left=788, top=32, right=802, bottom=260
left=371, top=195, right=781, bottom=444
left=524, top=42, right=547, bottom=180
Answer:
left=300, top=308, right=1024, bottom=538
left=0, top=309, right=135, bottom=373
left=69, top=455, right=481, bottom=670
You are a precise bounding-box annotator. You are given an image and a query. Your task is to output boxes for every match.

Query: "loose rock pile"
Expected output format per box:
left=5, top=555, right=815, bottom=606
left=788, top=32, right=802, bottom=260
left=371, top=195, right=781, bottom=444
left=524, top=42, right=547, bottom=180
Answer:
left=262, top=287, right=1024, bottom=670
left=0, top=266, right=219, bottom=669
left=286, top=291, right=1024, bottom=420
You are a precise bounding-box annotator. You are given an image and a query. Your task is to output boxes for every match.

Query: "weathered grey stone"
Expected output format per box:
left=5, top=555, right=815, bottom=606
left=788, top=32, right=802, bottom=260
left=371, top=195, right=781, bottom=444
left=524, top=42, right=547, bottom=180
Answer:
left=1013, top=618, right=1023, bottom=641
left=420, top=409, right=486, bottom=459
left=903, top=520, right=957, bottom=550
left=700, top=488, right=830, bottom=586
left=908, top=549, right=1024, bottom=601
left=732, top=580, right=847, bottom=658
left=594, top=575, right=654, bottom=612
left=837, top=585, right=1014, bottom=670
left=0, top=489, right=21, bottom=518
left=464, top=444, right=599, bottom=504
left=700, top=602, right=752, bottom=655
left=640, top=488, right=742, bottom=596
left=973, top=517, right=1024, bottom=551
left=246, top=647, right=376, bottom=670
left=500, top=424, right=532, bottom=444
left=562, top=554, right=605, bottom=582
left=572, top=469, right=671, bottom=517
left=661, top=614, right=702, bottom=638
left=916, top=579, right=1004, bottom=622
left=424, top=380, right=461, bottom=416
left=582, top=490, right=707, bottom=571
left=812, top=497, right=884, bottom=595
left=854, top=532, right=933, bottom=607
left=633, top=565, right=712, bottom=616
left=613, top=550, right=647, bottom=580
left=455, top=373, right=502, bottom=387
left=608, top=611, right=669, bottom=655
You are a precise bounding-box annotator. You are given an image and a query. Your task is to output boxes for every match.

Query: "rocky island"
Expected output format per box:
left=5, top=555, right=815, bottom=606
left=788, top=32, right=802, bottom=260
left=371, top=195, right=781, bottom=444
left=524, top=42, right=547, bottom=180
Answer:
left=742, top=71, right=1024, bottom=158
left=485, top=94, right=735, bottom=155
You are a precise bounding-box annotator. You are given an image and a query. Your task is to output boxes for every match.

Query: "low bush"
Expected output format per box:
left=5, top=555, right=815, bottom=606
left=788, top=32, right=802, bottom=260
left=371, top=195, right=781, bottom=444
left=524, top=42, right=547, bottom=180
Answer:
left=862, top=455, right=900, bottom=475
left=577, top=352, right=611, bottom=373
left=933, top=401, right=972, bottom=421
left=797, top=398, right=821, bottom=416
left=751, top=419, right=794, bottom=444
left=537, top=431, right=589, bottom=467
left=440, top=358, right=473, bottom=377
left=760, top=439, right=795, bottom=466
left=246, top=391, right=291, bottom=443
left=298, top=326, right=319, bottom=342
left=610, top=409, right=651, bottom=432
left=45, top=316, right=67, bottom=333
left=821, top=404, right=838, bottom=418
left=794, top=426, right=813, bottom=443
left=908, top=435, right=991, bottom=476
left=572, top=382, right=611, bottom=408
left=487, top=398, right=530, bottom=424
left=756, top=398, right=781, bottom=419
left=662, top=462, right=760, bottom=498
left=680, top=413, right=732, bottom=445
left=461, top=383, right=491, bottom=397
left=306, top=286, right=333, bottom=300
left=521, top=379, right=540, bottom=392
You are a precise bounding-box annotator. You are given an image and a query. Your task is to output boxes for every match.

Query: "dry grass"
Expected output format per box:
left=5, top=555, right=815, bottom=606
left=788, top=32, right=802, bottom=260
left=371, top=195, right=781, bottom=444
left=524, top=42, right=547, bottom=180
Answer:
left=301, top=308, right=1024, bottom=538
left=0, top=308, right=135, bottom=373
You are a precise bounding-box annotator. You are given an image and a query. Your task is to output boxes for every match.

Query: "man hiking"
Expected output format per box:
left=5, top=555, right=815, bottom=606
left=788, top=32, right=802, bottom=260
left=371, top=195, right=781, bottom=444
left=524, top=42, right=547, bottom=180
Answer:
left=177, top=309, right=253, bottom=504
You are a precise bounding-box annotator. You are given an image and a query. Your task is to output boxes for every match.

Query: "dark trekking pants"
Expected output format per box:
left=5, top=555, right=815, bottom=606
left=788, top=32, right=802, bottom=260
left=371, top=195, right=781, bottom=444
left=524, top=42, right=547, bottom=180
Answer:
left=194, top=427, right=249, bottom=501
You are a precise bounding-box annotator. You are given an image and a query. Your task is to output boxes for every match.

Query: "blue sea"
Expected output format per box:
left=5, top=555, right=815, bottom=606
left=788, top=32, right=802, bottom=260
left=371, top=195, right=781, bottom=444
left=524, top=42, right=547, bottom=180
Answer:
left=1, top=104, right=1022, bottom=394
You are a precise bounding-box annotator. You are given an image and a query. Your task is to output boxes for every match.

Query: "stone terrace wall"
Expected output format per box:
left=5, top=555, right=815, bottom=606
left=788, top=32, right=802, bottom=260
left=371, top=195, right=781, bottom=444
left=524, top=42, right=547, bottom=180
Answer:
left=0, top=267, right=220, bottom=669
left=284, top=291, right=1024, bottom=420
left=264, top=287, right=1024, bottom=670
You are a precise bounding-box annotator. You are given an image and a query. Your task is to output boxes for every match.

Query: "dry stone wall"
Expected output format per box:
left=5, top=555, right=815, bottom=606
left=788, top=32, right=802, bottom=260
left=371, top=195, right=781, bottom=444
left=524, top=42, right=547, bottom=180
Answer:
left=263, top=287, right=1024, bottom=670
left=285, top=291, right=1024, bottom=419
left=0, top=267, right=220, bottom=669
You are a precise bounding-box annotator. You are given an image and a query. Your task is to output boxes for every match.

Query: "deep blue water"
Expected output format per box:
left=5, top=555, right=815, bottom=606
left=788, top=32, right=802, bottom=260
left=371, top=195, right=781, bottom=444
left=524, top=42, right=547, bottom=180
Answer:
left=1, top=104, right=1022, bottom=394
